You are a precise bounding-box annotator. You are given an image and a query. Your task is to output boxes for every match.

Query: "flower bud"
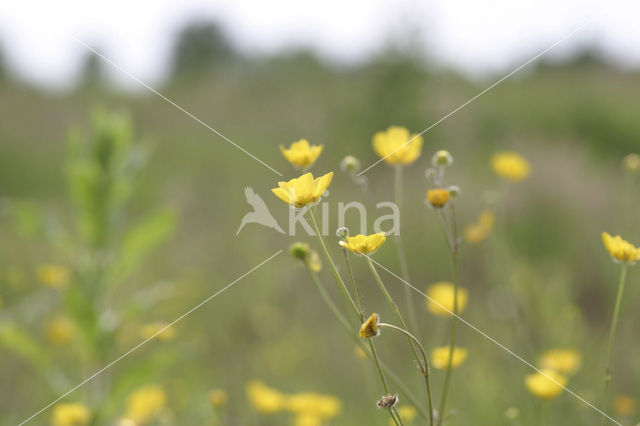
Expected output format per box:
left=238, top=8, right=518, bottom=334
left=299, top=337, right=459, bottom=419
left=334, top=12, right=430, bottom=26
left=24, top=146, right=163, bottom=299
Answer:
left=336, top=227, right=349, bottom=239
left=376, top=394, right=398, bottom=409
left=341, top=155, right=361, bottom=173
left=447, top=185, right=460, bottom=197
left=289, top=242, right=310, bottom=261
left=427, top=188, right=450, bottom=208
left=432, top=150, right=453, bottom=167
left=623, top=153, right=640, bottom=174
left=359, top=313, right=380, bottom=338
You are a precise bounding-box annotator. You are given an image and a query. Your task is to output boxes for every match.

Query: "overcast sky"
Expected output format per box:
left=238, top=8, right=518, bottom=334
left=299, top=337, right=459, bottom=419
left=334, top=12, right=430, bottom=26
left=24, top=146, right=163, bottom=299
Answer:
left=1, top=0, right=639, bottom=89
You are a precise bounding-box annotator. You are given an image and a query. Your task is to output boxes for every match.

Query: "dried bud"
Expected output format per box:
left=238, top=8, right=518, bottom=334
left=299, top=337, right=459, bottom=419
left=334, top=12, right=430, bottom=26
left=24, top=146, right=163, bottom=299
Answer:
left=341, top=155, right=361, bottom=173
left=447, top=185, right=460, bottom=197
left=427, top=189, right=451, bottom=208
left=336, top=227, right=349, bottom=239
left=359, top=313, right=380, bottom=338
left=432, top=150, right=453, bottom=167
left=289, top=242, right=310, bottom=261
left=376, top=394, right=398, bottom=409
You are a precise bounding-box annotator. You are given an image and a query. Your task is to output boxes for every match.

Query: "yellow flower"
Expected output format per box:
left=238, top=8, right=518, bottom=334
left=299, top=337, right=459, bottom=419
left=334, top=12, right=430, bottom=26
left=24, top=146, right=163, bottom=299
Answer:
left=431, top=346, right=468, bottom=370
left=602, top=232, right=640, bottom=264
left=463, top=210, right=495, bottom=244
left=295, top=414, right=322, bottom=426
left=209, top=389, right=228, bottom=407
left=272, top=172, right=334, bottom=208
left=125, top=385, right=166, bottom=424
left=247, top=380, right=286, bottom=414
left=426, top=189, right=451, bottom=208
left=372, top=126, right=423, bottom=165
left=306, top=250, right=322, bottom=272
left=360, top=313, right=380, bottom=338
left=491, top=151, right=530, bottom=182
left=613, top=394, right=636, bottom=416
left=539, top=349, right=581, bottom=375
left=51, top=403, right=91, bottom=426
left=525, top=369, right=566, bottom=400
left=140, top=322, right=175, bottom=341
left=286, top=393, right=342, bottom=419
left=280, top=139, right=324, bottom=169
left=354, top=345, right=368, bottom=360
left=426, top=282, right=468, bottom=317
left=389, top=405, right=417, bottom=425
left=46, top=316, right=76, bottom=345
left=623, top=153, right=640, bottom=174
left=339, top=232, right=386, bottom=255
left=37, top=264, right=70, bottom=288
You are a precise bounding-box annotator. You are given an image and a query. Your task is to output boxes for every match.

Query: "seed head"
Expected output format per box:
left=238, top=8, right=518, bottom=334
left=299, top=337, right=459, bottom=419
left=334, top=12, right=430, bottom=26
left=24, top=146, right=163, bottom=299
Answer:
left=432, top=150, right=453, bottom=167
left=376, top=394, right=398, bottom=409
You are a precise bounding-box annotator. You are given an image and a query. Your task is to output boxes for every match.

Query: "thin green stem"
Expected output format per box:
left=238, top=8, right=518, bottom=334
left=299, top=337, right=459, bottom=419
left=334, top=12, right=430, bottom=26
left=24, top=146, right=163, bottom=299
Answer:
left=308, top=207, right=360, bottom=320
left=380, top=323, right=435, bottom=426
left=365, top=256, right=423, bottom=368
left=306, top=267, right=352, bottom=335
left=394, top=165, right=421, bottom=337
left=600, top=263, right=628, bottom=424
left=343, top=247, right=364, bottom=321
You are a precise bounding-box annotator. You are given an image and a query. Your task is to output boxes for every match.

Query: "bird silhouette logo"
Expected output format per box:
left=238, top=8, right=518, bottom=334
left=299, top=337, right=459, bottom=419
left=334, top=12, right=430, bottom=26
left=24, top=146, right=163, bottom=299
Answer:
left=236, top=186, right=285, bottom=235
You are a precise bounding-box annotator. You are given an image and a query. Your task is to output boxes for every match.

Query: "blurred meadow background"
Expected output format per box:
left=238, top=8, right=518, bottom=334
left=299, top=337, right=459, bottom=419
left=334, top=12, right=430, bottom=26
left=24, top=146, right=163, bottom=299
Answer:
left=1, top=2, right=640, bottom=425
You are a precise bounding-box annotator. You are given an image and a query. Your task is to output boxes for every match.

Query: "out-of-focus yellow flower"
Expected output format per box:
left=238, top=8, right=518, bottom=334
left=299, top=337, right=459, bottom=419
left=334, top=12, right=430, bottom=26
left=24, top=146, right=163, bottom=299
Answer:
left=431, top=346, right=468, bottom=370
left=247, top=380, right=286, bottom=414
left=125, top=385, right=166, bottom=424
left=623, top=153, right=640, bottom=174
left=46, top=316, right=76, bottom=345
left=280, top=139, right=323, bottom=169
left=354, top=345, right=368, bottom=360
left=140, top=322, right=175, bottom=342
left=389, top=405, right=417, bottom=425
left=525, top=369, right=566, bottom=400
left=504, top=406, right=520, bottom=420
left=339, top=232, right=386, bottom=255
left=540, top=349, right=582, bottom=375
left=295, top=414, right=322, bottom=426
left=37, top=264, right=70, bottom=288
left=426, top=189, right=451, bottom=208
left=372, top=126, right=423, bottom=165
left=426, top=282, right=468, bottom=317
left=51, top=403, right=90, bottom=426
left=306, top=250, right=322, bottom=272
left=272, top=172, right=334, bottom=208
left=463, top=210, right=495, bottom=244
left=359, top=313, right=380, bottom=338
left=491, top=151, right=530, bottom=182
left=209, top=389, right=228, bottom=407
left=286, top=393, right=342, bottom=419
left=613, top=394, right=636, bottom=416
left=602, top=232, right=640, bottom=264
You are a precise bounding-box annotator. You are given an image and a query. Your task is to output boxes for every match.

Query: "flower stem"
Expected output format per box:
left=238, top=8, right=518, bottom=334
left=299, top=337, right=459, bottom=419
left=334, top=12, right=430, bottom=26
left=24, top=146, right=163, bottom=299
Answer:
left=379, top=323, right=435, bottom=426
left=601, top=263, right=628, bottom=423
left=308, top=207, right=360, bottom=320
left=395, top=165, right=421, bottom=337
left=343, top=247, right=364, bottom=320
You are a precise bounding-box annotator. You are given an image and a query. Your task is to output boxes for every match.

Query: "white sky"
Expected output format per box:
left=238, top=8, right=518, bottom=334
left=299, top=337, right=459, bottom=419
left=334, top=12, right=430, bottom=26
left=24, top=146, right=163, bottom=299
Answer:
left=0, top=0, right=639, bottom=89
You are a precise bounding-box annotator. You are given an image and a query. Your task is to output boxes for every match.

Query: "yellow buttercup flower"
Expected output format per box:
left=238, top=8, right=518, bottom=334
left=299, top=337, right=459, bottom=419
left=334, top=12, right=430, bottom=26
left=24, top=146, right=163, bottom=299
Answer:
left=540, top=349, right=581, bottom=375
left=272, top=172, right=334, bottom=208
left=46, top=316, right=76, bottom=345
left=463, top=210, right=495, bottom=244
left=623, top=153, right=640, bottom=174
left=247, top=380, right=286, bottom=414
left=432, top=346, right=468, bottom=370
left=37, top=264, right=70, bottom=288
left=295, top=414, right=322, bottom=426
left=280, top=139, right=323, bottom=169
left=426, top=282, right=468, bottom=317
left=140, top=322, right=175, bottom=341
left=613, top=394, right=636, bottom=416
left=602, top=232, right=640, bottom=264
left=51, top=403, right=90, bottom=426
left=354, top=345, right=368, bottom=360
left=286, top=393, right=342, bottom=419
left=372, top=126, right=423, bottom=165
left=389, top=405, right=417, bottom=425
left=525, top=369, right=566, bottom=400
left=306, top=250, right=322, bottom=272
left=339, top=232, right=386, bottom=255
left=209, top=389, right=228, bottom=407
left=491, top=151, right=530, bottom=182
left=360, top=313, right=380, bottom=338
left=125, top=385, right=166, bottom=424
left=426, top=189, right=450, bottom=208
